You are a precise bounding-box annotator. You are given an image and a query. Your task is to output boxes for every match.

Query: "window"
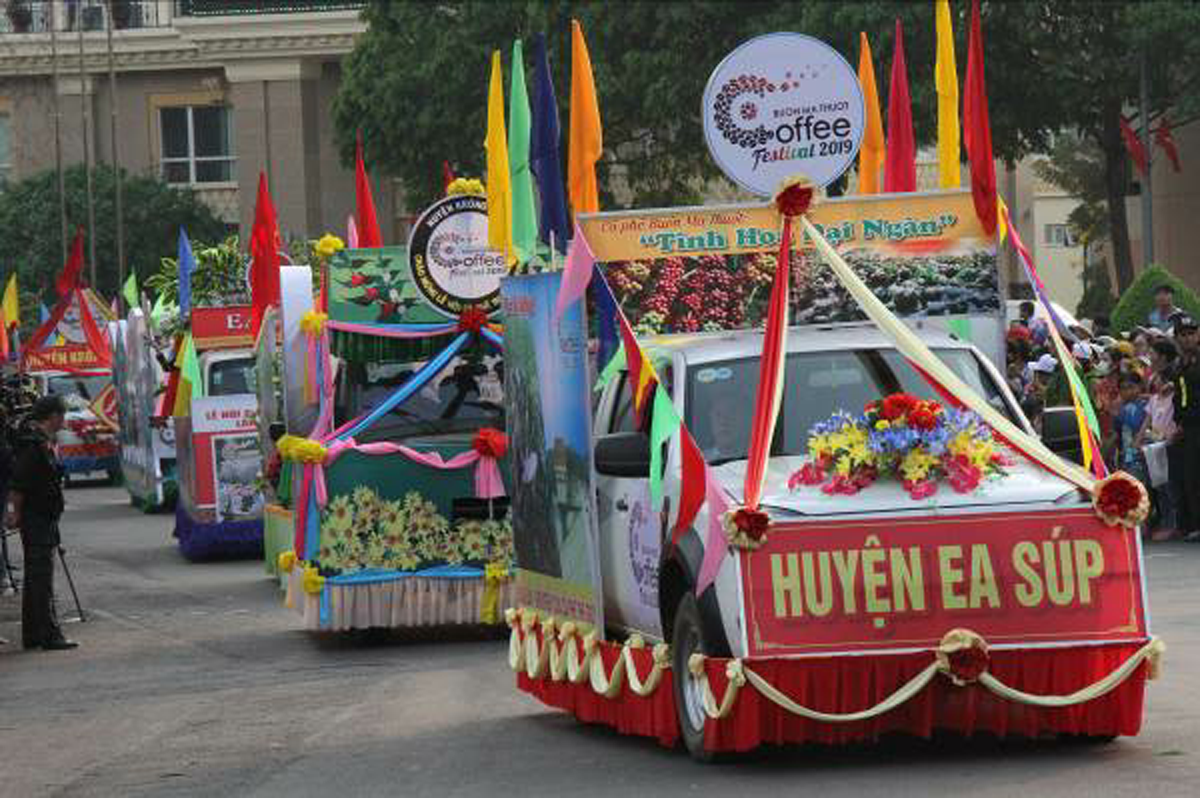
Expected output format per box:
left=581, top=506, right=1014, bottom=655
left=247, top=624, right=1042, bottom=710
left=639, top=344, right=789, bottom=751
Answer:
left=207, top=357, right=257, bottom=396
left=160, top=105, right=234, bottom=185
left=686, top=349, right=1016, bottom=465
left=1044, top=223, right=1074, bottom=247
left=0, top=113, right=10, bottom=187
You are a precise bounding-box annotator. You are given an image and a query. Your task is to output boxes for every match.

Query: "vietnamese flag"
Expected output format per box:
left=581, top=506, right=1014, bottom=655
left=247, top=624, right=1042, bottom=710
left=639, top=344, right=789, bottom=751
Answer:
left=963, top=0, right=997, bottom=235
left=355, top=131, right=382, bottom=247
left=249, top=172, right=281, bottom=337
left=883, top=18, right=916, bottom=193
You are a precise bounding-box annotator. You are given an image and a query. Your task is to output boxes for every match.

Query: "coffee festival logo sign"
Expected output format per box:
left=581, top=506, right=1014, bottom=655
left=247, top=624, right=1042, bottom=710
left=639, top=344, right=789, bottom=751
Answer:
left=703, top=32, right=865, bottom=194
left=407, top=194, right=508, bottom=318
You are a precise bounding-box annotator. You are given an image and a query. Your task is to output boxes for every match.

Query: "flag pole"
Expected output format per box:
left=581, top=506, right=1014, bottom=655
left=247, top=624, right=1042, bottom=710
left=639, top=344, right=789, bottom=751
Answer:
left=106, top=0, right=126, bottom=312
left=77, top=13, right=98, bottom=289
left=1139, top=48, right=1154, bottom=266
left=51, top=10, right=67, bottom=263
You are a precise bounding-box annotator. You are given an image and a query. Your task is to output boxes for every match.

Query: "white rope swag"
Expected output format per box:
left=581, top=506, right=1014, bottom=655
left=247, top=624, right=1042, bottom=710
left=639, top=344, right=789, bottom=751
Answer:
left=508, top=609, right=1163, bottom=724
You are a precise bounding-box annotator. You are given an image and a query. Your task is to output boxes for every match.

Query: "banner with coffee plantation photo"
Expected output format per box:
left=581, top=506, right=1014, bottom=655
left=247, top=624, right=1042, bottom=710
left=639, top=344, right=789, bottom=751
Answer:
left=577, top=189, right=1003, bottom=364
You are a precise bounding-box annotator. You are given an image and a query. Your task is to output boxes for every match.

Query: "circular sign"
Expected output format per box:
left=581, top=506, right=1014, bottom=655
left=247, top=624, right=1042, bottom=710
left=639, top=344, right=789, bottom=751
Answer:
left=702, top=32, right=865, bottom=196
left=407, top=194, right=507, bottom=318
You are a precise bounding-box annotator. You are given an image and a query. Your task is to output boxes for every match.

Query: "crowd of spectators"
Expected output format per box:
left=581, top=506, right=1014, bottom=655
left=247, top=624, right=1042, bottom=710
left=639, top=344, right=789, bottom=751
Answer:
left=1007, top=286, right=1200, bottom=541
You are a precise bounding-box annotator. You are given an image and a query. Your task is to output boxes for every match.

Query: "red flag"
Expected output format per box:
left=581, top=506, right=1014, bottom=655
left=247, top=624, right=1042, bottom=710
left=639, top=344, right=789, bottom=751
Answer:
left=355, top=132, right=382, bottom=248
left=671, top=429, right=707, bottom=547
left=1155, top=118, right=1181, bottom=172
left=443, top=160, right=456, bottom=192
left=883, top=19, right=916, bottom=193
left=618, top=312, right=654, bottom=412
left=56, top=228, right=85, bottom=298
left=249, top=172, right=281, bottom=337
left=963, top=0, right=997, bottom=236
left=1120, top=116, right=1148, bottom=176
left=743, top=215, right=792, bottom=510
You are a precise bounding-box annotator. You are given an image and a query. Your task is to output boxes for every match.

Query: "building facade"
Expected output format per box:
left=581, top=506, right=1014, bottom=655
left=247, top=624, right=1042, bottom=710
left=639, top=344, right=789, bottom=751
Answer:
left=0, top=0, right=395, bottom=246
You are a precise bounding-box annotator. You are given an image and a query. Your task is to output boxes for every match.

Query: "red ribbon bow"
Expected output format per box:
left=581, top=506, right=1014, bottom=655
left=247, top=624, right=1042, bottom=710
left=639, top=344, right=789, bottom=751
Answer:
left=457, top=307, right=489, bottom=334
left=472, top=427, right=508, bottom=459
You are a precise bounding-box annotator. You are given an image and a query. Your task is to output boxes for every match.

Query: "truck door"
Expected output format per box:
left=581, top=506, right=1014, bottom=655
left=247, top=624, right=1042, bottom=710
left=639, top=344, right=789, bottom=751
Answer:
left=594, top=371, right=664, bottom=638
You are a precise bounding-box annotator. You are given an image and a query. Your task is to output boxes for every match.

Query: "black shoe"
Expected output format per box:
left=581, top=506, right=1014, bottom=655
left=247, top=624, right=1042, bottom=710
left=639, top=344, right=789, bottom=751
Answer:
left=42, top=639, right=78, bottom=651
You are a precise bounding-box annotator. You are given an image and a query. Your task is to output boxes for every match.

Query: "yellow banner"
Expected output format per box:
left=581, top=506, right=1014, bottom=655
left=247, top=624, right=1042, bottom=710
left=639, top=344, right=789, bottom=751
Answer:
left=578, top=189, right=990, bottom=263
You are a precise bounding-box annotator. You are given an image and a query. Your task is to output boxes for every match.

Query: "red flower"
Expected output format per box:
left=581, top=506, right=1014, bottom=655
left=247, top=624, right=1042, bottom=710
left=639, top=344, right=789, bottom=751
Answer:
left=774, top=179, right=814, bottom=218
left=909, top=407, right=938, bottom=431
left=903, top=479, right=938, bottom=499
left=881, top=393, right=919, bottom=421
left=472, top=427, right=508, bottom=459
left=1097, top=476, right=1142, bottom=518
left=350, top=272, right=368, bottom=287
left=732, top=508, right=770, bottom=541
left=789, top=461, right=826, bottom=489
left=457, top=306, right=489, bottom=334
left=363, top=287, right=380, bottom=301
left=947, top=646, right=990, bottom=684
left=864, top=400, right=880, bottom=415
left=377, top=301, right=398, bottom=320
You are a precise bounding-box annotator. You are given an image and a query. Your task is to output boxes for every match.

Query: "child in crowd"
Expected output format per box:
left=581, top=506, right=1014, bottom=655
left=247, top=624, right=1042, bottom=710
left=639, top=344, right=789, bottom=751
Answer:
left=1142, top=340, right=1180, bottom=536
left=1113, top=372, right=1150, bottom=487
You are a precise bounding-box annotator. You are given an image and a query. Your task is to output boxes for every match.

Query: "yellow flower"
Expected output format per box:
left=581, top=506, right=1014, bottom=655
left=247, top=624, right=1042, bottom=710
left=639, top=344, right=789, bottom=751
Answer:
left=302, top=566, right=325, bottom=594
left=900, top=449, right=939, bottom=482
left=875, top=419, right=890, bottom=430
left=278, top=551, right=296, bottom=573
left=314, top=233, right=345, bottom=259
left=446, top=177, right=486, bottom=197
left=300, top=311, right=328, bottom=337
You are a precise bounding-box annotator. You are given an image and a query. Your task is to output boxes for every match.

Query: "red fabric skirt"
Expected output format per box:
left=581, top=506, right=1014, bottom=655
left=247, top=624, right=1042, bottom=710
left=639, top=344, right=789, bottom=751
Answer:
left=515, top=631, right=1148, bottom=753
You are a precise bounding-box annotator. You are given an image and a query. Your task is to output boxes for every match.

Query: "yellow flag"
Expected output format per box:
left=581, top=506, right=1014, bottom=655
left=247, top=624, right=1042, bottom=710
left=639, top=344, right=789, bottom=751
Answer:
left=857, top=32, right=885, bottom=194
left=935, top=0, right=961, bottom=188
left=568, top=20, right=602, bottom=216
left=1, top=274, right=18, bottom=329
left=485, top=50, right=515, bottom=264
left=997, top=195, right=1009, bottom=243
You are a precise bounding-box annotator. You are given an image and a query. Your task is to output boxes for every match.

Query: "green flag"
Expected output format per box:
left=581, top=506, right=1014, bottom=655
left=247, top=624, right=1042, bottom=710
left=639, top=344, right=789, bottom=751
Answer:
left=122, top=272, right=138, bottom=310
left=649, top=385, right=680, bottom=508
left=508, top=39, right=538, bottom=264
left=595, top=343, right=624, bottom=393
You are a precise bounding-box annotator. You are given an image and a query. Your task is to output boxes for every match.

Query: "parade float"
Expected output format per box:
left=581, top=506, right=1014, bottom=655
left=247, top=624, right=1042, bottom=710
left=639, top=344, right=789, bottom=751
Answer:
left=23, top=276, right=119, bottom=483
left=112, top=308, right=177, bottom=510
left=170, top=303, right=264, bottom=559
left=280, top=190, right=517, bottom=632
left=502, top=26, right=1158, bottom=758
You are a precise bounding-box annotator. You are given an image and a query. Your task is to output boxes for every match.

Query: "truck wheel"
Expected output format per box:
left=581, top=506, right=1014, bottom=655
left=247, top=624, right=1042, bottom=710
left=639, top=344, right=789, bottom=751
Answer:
left=671, top=592, right=714, bottom=762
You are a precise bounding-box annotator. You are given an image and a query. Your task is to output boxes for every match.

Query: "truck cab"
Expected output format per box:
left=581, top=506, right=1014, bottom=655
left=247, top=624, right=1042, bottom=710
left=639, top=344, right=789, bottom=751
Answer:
left=591, top=323, right=1102, bottom=753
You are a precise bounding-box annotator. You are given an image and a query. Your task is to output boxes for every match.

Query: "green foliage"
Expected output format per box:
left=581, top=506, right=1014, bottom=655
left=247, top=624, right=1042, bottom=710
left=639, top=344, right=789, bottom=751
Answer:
left=1032, top=133, right=1109, bottom=246
left=144, top=235, right=250, bottom=309
left=0, top=164, right=228, bottom=334
left=1076, top=259, right=1116, bottom=321
left=1110, top=264, right=1200, bottom=332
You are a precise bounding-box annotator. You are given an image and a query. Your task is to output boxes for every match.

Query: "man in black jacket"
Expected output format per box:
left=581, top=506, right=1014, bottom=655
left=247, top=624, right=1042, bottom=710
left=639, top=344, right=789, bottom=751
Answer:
left=1172, top=317, right=1200, bottom=541
left=5, top=395, right=77, bottom=651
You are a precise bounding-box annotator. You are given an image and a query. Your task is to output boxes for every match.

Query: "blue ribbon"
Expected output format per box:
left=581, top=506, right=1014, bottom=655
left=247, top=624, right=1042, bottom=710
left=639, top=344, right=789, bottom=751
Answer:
left=480, top=327, right=504, bottom=350
left=319, top=583, right=331, bottom=626
left=327, top=564, right=486, bottom=586
left=338, top=331, right=470, bottom=440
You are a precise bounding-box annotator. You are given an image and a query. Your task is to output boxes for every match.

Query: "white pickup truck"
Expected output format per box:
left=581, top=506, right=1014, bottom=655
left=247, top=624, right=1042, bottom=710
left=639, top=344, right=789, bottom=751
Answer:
left=590, top=323, right=1118, bottom=755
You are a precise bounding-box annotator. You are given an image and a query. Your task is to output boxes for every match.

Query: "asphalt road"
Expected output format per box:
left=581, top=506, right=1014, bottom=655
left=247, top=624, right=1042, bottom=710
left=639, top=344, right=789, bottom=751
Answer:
left=2, top=486, right=1200, bottom=798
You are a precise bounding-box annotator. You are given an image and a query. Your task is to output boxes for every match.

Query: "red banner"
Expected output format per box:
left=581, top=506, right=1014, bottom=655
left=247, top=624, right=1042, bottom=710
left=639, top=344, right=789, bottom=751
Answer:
left=90, top=383, right=119, bottom=430
left=192, top=306, right=253, bottom=350
left=25, top=343, right=109, bottom=373
left=741, top=509, right=1147, bottom=657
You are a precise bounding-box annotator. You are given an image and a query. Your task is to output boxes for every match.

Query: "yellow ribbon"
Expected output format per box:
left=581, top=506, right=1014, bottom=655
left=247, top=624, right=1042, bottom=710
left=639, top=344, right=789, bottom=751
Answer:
left=277, top=550, right=296, bottom=574
left=302, top=565, right=325, bottom=595
left=480, top=562, right=509, bottom=624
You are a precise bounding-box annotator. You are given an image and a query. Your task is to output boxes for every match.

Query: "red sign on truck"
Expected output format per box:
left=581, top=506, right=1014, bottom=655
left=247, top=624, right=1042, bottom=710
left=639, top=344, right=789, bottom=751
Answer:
left=741, top=509, right=1147, bottom=657
left=192, top=306, right=253, bottom=350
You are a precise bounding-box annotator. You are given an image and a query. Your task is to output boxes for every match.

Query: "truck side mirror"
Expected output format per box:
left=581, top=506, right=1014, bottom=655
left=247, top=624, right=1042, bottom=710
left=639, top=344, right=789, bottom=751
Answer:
left=594, top=432, right=652, bottom=478
left=1041, top=406, right=1084, bottom=465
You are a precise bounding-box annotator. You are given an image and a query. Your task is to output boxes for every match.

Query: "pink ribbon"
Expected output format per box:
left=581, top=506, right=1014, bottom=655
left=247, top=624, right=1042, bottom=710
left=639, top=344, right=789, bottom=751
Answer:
left=695, top=466, right=733, bottom=596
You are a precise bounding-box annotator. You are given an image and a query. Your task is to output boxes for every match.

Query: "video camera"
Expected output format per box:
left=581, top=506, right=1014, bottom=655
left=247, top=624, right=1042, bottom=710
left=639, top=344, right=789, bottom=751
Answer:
left=0, top=374, right=38, bottom=449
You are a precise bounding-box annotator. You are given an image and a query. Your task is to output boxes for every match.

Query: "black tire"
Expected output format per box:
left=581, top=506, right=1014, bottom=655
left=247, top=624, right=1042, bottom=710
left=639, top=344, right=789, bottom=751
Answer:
left=671, top=591, right=714, bottom=762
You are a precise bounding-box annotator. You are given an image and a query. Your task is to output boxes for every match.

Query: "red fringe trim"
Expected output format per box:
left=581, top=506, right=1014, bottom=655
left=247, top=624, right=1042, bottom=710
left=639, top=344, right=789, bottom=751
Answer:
left=514, top=628, right=1147, bottom=752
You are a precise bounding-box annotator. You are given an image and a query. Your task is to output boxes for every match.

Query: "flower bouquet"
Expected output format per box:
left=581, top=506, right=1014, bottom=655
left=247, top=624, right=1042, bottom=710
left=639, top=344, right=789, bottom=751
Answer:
left=787, top=393, right=1011, bottom=500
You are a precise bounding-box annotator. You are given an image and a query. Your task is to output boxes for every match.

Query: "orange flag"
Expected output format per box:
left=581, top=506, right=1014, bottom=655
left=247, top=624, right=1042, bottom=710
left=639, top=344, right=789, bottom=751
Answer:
left=568, top=19, right=602, bottom=216
left=857, top=32, right=886, bottom=194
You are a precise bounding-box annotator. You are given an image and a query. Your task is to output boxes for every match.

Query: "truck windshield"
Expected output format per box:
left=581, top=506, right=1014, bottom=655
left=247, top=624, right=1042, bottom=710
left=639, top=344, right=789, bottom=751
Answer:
left=350, top=356, right=504, bottom=441
left=687, top=348, right=1015, bottom=465
left=208, top=357, right=257, bottom=396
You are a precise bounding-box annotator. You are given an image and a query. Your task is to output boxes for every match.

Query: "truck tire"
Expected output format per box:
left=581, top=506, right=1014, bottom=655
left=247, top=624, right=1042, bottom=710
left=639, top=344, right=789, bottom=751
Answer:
left=671, top=592, right=714, bottom=762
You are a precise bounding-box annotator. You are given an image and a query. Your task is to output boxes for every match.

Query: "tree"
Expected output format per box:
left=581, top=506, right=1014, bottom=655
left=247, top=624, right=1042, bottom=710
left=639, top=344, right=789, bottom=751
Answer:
left=336, top=1, right=1200, bottom=289
left=0, top=164, right=228, bottom=333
